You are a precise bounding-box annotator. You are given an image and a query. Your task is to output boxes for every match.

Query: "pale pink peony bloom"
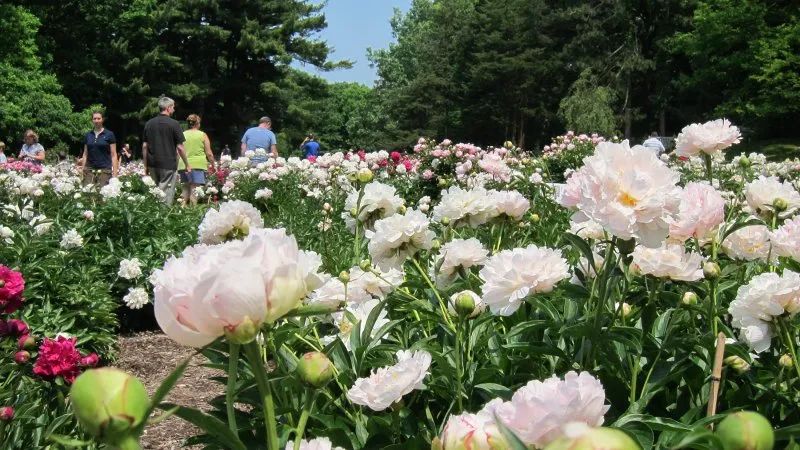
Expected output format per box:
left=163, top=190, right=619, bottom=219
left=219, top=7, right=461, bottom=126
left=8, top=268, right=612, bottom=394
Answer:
left=491, top=190, right=530, bottom=221
left=675, top=118, right=741, bottom=157
left=342, top=181, right=403, bottom=232
left=745, top=176, right=800, bottom=216
left=366, top=209, right=435, bottom=270
left=568, top=140, right=681, bottom=247
left=198, top=200, right=264, bottom=244
left=729, top=271, right=800, bottom=352
left=287, top=438, right=344, bottom=450
left=631, top=243, right=704, bottom=281
left=491, top=371, right=609, bottom=448
left=479, top=244, right=569, bottom=316
left=433, top=186, right=497, bottom=228
left=435, top=238, right=489, bottom=288
left=669, top=182, right=725, bottom=242
left=721, top=224, right=775, bottom=262
left=439, top=408, right=509, bottom=450
left=347, top=350, right=431, bottom=411
left=771, top=216, right=800, bottom=262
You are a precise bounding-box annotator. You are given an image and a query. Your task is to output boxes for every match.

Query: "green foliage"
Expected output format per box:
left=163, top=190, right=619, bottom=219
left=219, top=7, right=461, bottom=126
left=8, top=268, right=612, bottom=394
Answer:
left=558, top=71, right=619, bottom=137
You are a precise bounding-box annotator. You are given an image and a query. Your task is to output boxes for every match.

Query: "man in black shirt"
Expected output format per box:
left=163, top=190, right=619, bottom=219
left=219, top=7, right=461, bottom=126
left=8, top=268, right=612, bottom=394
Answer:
left=143, top=96, right=190, bottom=205
left=79, top=111, right=118, bottom=187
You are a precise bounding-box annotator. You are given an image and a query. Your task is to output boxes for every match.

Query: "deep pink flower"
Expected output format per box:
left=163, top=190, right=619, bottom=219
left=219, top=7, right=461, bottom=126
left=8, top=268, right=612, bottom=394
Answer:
left=14, top=350, right=30, bottom=364
left=390, top=151, right=401, bottom=162
left=5, top=319, right=28, bottom=337
left=307, top=155, right=317, bottom=163
left=33, top=336, right=82, bottom=384
left=17, top=334, right=35, bottom=349
left=0, top=266, right=25, bottom=314
left=0, top=406, right=13, bottom=421
left=79, top=353, right=100, bottom=367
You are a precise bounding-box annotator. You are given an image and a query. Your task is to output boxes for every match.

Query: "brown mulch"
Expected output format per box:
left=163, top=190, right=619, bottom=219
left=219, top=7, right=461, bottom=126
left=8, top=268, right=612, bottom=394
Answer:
left=116, top=332, right=224, bottom=450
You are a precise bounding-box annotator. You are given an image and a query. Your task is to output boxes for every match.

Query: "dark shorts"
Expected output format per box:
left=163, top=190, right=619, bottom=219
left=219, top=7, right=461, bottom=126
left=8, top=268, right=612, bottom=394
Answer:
left=180, top=169, right=206, bottom=185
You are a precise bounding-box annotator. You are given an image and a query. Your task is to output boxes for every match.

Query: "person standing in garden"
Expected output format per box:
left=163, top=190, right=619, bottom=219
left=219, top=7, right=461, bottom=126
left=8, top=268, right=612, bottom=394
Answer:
left=0, top=142, right=7, bottom=163
left=241, top=116, right=278, bottom=164
left=78, top=111, right=118, bottom=187
left=18, top=130, right=45, bottom=164
left=142, top=96, right=190, bottom=205
left=642, top=131, right=666, bottom=156
left=120, top=143, right=133, bottom=164
left=300, top=134, right=320, bottom=159
left=179, top=114, right=215, bottom=206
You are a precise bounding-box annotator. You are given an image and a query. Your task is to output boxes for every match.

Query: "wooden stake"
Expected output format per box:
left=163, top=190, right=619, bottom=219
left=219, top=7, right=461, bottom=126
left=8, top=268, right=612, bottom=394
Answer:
left=707, top=332, right=727, bottom=424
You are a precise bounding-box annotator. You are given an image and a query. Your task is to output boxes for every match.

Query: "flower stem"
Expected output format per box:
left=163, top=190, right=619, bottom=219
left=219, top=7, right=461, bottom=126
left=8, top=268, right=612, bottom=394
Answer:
left=411, top=257, right=455, bottom=330
left=226, top=343, right=240, bottom=435
left=703, top=153, right=713, bottom=184
left=244, top=341, right=279, bottom=450
left=454, top=317, right=465, bottom=413
left=778, top=318, right=800, bottom=382
left=114, top=435, right=143, bottom=450
left=293, top=388, right=317, bottom=450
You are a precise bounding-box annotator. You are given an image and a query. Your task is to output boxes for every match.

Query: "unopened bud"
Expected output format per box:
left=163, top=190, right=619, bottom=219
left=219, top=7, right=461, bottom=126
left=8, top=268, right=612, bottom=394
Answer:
left=773, top=198, right=788, bottom=213
left=682, top=291, right=698, bottom=306
left=503, top=141, right=513, bottom=149
left=349, top=207, right=358, bottom=218
left=440, top=217, right=450, bottom=226
left=359, top=259, right=372, bottom=271
left=338, top=271, right=350, bottom=283
left=703, top=261, right=721, bottom=279
left=323, top=202, right=332, bottom=212
left=14, top=350, right=30, bottom=364
left=724, top=355, right=750, bottom=374
left=530, top=213, right=540, bottom=223
left=716, top=411, right=774, bottom=450
left=357, top=168, right=373, bottom=183
left=779, top=354, right=794, bottom=368
left=431, top=239, right=441, bottom=250
left=450, top=290, right=482, bottom=319
left=738, top=156, right=751, bottom=169
left=224, top=316, right=259, bottom=345
left=620, top=302, right=632, bottom=318
left=437, top=178, right=447, bottom=188
left=544, top=425, right=640, bottom=450
left=296, top=352, right=334, bottom=388
left=398, top=205, right=407, bottom=214
left=17, top=334, right=35, bottom=350
left=0, top=406, right=13, bottom=422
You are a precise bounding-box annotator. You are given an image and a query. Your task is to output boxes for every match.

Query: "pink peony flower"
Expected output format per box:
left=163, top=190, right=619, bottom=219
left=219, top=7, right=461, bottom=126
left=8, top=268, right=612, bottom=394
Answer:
left=0, top=406, right=13, bottom=422
left=422, top=169, right=435, bottom=180
left=33, top=336, right=82, bottom=383
left=771, top=216, right=800, bottom=262
left=5, top=319, right=28, bottom=337
left=79, top=353, right=100, bottom=367
left=0, top=265, right=25, bottom=314
left=675, top=118, right=741, bottom=157
left=390, top=151, right=401, bottom=162
left=669, top=182, right=725, bottom=242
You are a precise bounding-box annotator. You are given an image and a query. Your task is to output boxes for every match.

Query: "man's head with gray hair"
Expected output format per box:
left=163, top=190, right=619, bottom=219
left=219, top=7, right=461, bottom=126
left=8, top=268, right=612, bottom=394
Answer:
left=158, top=96, right=176, bottom=114
left=258, top=116, right=272, bottom=127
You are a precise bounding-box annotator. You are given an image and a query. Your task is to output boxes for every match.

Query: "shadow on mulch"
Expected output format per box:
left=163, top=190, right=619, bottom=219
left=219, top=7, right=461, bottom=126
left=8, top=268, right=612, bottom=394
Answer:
left=116, top=331, right=223, bottom=450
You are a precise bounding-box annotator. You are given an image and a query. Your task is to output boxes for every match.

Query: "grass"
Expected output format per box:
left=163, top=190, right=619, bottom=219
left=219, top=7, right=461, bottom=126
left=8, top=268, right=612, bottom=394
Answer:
left=729, top=138, right=800, bottom=161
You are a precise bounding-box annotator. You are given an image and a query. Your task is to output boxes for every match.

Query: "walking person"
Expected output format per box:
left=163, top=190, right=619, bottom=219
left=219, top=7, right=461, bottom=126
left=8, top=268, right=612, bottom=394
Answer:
left=240, top=116, right=278, bottom=164
left=0, top=142, right=7, bottom=164
left=642, top=131, right=666, bottom=156
left=142, top=96, right=190, bottom=205
left=179, top=114, right=215, bottom=206
left=79, top=111, right=118, bottom=187
left=18, top=130, right=45, bottom=164
left=300, top=134, right=320, bottom=159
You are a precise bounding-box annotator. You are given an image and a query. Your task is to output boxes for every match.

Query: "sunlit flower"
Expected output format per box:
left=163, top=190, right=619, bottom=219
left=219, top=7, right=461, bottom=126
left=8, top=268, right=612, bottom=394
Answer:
left=675, top=118, right=741, bottom=157
left=631, top=243, right=704, bottom=281
left=117, top=258, right=143, bottom=280
left=721, top=224, right=774, bottom=262
left=745, top=176, right=800, bottom=216
left=771, top=216, right=800, bottom=262
left=435, top=238, right=489, bottom=288
left=197, top=200, right=264, bottom=244
left=60, top=229, right=84, bottom=249
left=669, top=182, right=725, bottom=242
left=366, top=209, right=435, bottom=270
left=729, top=271, right=800, bottom=352
left=123, top=287, right=150, bottom=309
left=347, top=350, right=431, bottom=411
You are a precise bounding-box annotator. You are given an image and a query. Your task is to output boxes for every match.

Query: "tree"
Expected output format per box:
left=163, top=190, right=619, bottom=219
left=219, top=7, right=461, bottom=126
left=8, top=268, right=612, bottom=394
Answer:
left=558, top=70, right=619, bottom=136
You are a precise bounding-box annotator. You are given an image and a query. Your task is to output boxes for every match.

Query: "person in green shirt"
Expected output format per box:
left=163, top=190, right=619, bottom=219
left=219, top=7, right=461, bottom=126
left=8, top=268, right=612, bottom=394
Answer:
left=179, top=114, right=216, bottom=205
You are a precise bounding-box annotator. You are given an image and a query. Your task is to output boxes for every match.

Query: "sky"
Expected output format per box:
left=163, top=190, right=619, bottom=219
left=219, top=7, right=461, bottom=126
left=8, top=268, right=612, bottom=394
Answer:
left=294, top=0, right=413, bottom=86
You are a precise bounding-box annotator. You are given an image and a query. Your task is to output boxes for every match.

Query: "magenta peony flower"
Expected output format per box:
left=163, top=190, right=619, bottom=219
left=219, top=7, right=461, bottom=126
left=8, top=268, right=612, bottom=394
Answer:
left=33, top=336, right=82, bottom=384
left=5, top=319, right=28, bottom=337
left=0, top=406, right=13, bottom=422
left=0, top=265, right=25, bottom=314
left=79, top=353, right=100, bottom=367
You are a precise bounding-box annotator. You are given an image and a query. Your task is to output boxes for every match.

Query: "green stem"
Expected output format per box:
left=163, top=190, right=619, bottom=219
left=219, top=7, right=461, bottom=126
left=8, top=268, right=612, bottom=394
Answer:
left=454, top=318, right=465, bottom=413
left=293, top=388, right=317, bottom=450
left=778, top=318, right=800, bottom=382
left=226, top=343, right=240, bottom=436
left=703, top=153, right=713, bottom=184
left=244, top=342, right=279, bottom=450
left=113, top=435, right=143, bottom=450
left=411, top=257, right=455, bottom=330
left=708, top=278, right=718, bottom=337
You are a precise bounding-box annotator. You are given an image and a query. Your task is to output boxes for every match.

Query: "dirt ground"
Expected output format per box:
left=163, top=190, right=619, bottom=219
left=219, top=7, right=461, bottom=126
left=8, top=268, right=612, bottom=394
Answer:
left=116, top=332, right=224, bottom=449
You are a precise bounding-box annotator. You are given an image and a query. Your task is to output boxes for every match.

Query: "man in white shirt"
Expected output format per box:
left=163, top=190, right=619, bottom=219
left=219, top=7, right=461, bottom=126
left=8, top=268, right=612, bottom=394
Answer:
left=642, top=131, right=665, bottom=156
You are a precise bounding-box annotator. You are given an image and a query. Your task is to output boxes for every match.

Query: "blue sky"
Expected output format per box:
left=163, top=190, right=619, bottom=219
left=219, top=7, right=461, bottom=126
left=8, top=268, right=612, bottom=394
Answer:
left=295, top=0, right=413, bottom=86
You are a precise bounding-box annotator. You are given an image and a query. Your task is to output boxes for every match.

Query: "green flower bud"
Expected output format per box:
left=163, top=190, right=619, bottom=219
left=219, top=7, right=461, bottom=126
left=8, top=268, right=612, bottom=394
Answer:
left=724, top=355, right=751, bottom=374
left=398, top=205, right=407, bottom=214
left=454, top=292, right=476, bottom=318
left=503, top=141, right=514, bottom=149
left=431, top=239, right=441, bottom=251
left=338, top=271, right=350, bottom=283
left=779, top=354, right=793, bottom=368
left=738, top=156, right=751, bottom=169
left=347, top=172, right=357, bottom=182
left=716, top=411, right=774, bottom=450
left=359, top=259, right=372, bottom=271
left=296, top=352, right=335, bottom=388
left=70, top=368, right=150, bottom=446
left=440, top=217, right=451, bottom=226
left=773, top=198, right=788, bottom=213
left=349, top=207, right=358, bottom=218
left=438, top=178, right=448, bottom=188
left=620, top=302, right=632, bottom=318
left=530, top=213, right=540, bottom=223
left=703, top=261, right=721, bottom=280
left=682, top=291, right=699, bottom=306
left=223, top=316, right=259, bottom=345
left=357, top=168, right=373, bottom=183
left=544, top=425, right=641, bottom=450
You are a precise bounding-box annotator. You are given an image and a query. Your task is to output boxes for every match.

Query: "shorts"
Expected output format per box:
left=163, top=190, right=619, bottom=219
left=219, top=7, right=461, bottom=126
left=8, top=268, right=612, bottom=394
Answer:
left=179, top=169, right=206, bottom=185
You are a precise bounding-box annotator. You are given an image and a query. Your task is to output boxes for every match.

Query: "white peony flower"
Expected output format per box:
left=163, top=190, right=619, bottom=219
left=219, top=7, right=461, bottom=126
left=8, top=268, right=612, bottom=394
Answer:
left=434, top=238, right=489, bottom=288
left=118, top=258, right=143, bottom=280
left=568, top=214, right=605, bottom=240
left=721, top=224, right=774, bottom=262
left=745, top=176, right=800, bottom=216
left=433, top=186, right=498, bottom=227
left=491, top=190, right=530, bottom=221
left=34, top=222, right=53, bottom=236
left=675, top=118, right=741, bottom=157
left=567, top=140, right=681, bottom=247
left=123, top=287, right=150, bottom=310
left=83, top=210, right=94, bottom=221
left=308, top=277, right=370, bottom=308
left=366, top=209, right=435, bottom=270
left=631, top=243, right=704, bottom=281
left=348, top=266, right=404, bottom=299
left=0, top=225, right=14, bottom=244
left=479, top=244, right=570, bottom=315
left=669, top=182, right=725, bottom=242
left=327, top=298, right=389, bottom=350
left=141, top=176, right=156, bottom=187
left=255, top=188, right=273, bottom=200
left=347, top=350, right=431, bottom=411
left=287, top=437, right=344, bottom=450
left=99, top=178, right=122, bottom=199
left=491, top=371, right=609, bottom=448
left=197, top=200, right=264, bottom=244
left=729, top=271, right=800, bottom=352
left=60, top=228, right=84, bottom=249
left=440, top=408, right=508, bottom=450
left=342, top=181, right=403, bottom=232
left=771, top=216, right=800, bottom=262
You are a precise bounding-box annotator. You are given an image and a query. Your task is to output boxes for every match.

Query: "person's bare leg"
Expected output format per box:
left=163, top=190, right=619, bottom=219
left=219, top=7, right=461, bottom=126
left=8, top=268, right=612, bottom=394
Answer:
left=182, top=182, right=191, bottom=206
left=189, top=184, right=198, bottom=206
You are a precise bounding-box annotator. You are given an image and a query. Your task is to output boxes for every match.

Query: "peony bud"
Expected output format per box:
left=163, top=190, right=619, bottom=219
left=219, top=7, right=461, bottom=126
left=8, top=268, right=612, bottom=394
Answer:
left=338, top=271, right=350, bottom=283
left=530, top=213, right=540, bottom=223
left=14, top=350, right=30, bottom=364
left=296, top=351, right=334, bottom=388
left=323, top=202, right=332, bottom=212
left=779, top=354, right=793, bottom=368
left=682, top=291, right=699, bottom=306
left=79, top=353, right=100, bottom=368
left=438, top=178, right=448, bottom=188
left=0, top=406, right=13, bottom=422
left=503, top=141, right=513, bottom=149
left=70, top=368, right=150, bottom=447
left=703, top=261, right=721, bottom=280
left=431, top=239, right=441, bottom=251
left=349, top=207, right=358, bottom=218
left=716, top=411, right=774, bottom=450
left=359, top=259, right=372, bottom=271
left=773, top=198, right=788, bottom=213
left=357, top=168, right=373, bottom=183
left=724, top=355, right=751, bottom=374
left=17, top=334, right=35, bottom=350
left=738, top=156, right=751, bottom=169
left=543, top=425, right=640, bottom=450
left=398, top=205, right=407, bottom=214
left=454, top=292, right=477, bottom=318
left=620, top=302, right=632, bottom=318
left=440, top=217, right=450, bottom=226
left=6, top=319, right=28, bottom=337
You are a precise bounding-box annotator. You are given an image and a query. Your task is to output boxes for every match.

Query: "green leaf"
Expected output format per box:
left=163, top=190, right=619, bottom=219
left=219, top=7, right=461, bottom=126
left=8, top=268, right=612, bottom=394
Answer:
left=474, top=383, right=512, bottom=399
left=160, top=404, right=247, bottom=450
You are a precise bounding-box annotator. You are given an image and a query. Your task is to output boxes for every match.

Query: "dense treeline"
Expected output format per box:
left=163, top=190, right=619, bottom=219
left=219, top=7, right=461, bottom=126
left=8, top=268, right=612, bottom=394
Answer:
left=0, top=0, right=797, bottom=154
